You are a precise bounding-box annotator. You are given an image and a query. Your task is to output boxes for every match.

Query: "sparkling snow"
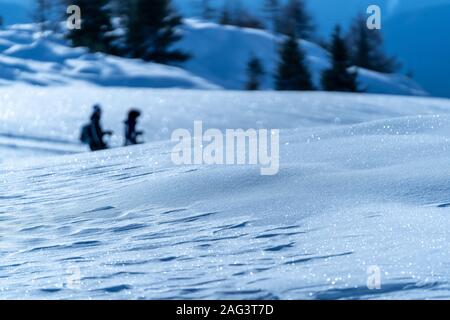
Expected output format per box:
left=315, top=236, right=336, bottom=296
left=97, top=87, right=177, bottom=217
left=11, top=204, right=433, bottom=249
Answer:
left=1, top=87, right=450, bottom=299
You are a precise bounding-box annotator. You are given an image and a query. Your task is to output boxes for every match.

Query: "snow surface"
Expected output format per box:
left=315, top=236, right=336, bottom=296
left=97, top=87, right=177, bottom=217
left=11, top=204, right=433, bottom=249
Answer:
left=2, top=87, right=450, bottom=299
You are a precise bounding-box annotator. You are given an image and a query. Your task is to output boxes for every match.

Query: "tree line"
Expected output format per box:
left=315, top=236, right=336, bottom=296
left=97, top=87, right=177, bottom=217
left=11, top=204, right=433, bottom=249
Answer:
left=33, top=0, right=190, bottom=64
left=34, top=0, right=399, bottom=92
left=246, top=0, right=399, bottom=92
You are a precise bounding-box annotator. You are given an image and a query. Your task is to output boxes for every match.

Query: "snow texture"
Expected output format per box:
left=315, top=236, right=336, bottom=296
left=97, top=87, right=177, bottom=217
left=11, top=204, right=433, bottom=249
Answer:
left=2, top=87, right=450, bottom=299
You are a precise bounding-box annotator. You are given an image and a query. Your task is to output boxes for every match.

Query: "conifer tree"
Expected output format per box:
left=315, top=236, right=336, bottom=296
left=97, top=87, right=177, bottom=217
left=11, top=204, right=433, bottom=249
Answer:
left=218, top=0, right=263, bottom=29
left=321, top=25, right=359, bottom=92
left=246, top=56, right=265, bottom=90
left=279, top=0, right=315, bottom=40
left=219, top=5, right=232, bottom=25
left=125, top=0, right=190, bottom=64
left=35, top=0, right=51, bottom=31
left=275, top=33, right=314, bottom=91
left=347, top=15, right=399, bottom=73
left=66, top=0, right=115, bottom=53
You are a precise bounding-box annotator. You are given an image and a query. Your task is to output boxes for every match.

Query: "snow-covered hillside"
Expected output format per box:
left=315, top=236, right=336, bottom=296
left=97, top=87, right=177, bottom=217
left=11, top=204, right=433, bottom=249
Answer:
left=2, top=87, right=450, bottom=299
left=0, top=21, right=427, bottom=96
left=0, top=24, right=218, bottom=89
left=4, top=0, right=447, bottom=97
left=178, top=19, right=427, bottom=95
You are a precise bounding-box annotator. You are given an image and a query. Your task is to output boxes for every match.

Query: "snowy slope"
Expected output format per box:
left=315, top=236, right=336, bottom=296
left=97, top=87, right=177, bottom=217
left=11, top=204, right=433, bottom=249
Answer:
left=4, top=1, right=447, bottom=97
left=0, top=21, right=427, bottom=96
left=178, top=19, right=428, bottom=95
left=2, top=87, right=450, bottom=299
left=0, top=24, right=218, bottom=89
left=175, top=1, right=448, bottom=97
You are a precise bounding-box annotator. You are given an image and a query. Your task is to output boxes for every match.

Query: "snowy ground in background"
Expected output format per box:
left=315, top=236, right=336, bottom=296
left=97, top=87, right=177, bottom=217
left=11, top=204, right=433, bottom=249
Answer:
left=0, top=21, right=428, bottom=96
left=0, top=24, right=218, bottom=90
left=3, top=0, right=449, bottom=98
left=178, top=19, right=427, bottom=96
left=1, top=87, right=450, bottom=299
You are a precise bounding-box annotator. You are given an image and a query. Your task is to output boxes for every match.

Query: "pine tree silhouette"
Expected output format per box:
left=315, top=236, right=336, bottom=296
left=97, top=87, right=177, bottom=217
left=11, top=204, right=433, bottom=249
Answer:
left=279, top=0, right=315, bottom=40
left=321, top=25, right=359, bottom=92
left=35, top=0, right=51, bottom=31
left=347, top=15, right=399, bottom=73
left=125, top=0, right=190, bottom=64
left=246, top=55, right=265, bottom=90
left=275, top=33, right=314, bottom=91
left=67, top=0, right=115, bottom=54
left=217, top=0, right=264, bottom=29
left=219, top=5, right=232, bottom=25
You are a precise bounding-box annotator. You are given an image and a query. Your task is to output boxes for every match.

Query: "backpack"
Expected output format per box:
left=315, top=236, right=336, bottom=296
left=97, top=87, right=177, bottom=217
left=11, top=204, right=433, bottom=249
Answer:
left=80, top=124, right=92, bottom=144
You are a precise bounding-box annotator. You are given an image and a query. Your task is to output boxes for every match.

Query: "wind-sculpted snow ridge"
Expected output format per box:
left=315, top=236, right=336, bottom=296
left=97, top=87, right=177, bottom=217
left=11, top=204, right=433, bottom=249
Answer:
left=0, top=21, right=428, bottom=95
left=2, top=89, right=450, bottom=299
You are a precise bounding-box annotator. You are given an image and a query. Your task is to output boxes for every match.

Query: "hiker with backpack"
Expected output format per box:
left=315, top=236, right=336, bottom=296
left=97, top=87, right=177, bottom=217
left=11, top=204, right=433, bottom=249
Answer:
left=80, top=105, right=113, bottom=151
left=124, top=109, right=144, bottom=146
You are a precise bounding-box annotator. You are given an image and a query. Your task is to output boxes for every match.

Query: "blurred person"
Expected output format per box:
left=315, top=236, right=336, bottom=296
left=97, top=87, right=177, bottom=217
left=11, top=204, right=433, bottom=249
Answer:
left=80, top=104, right=113, bottom=151
left=124, top=109, right=144, bottom=146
